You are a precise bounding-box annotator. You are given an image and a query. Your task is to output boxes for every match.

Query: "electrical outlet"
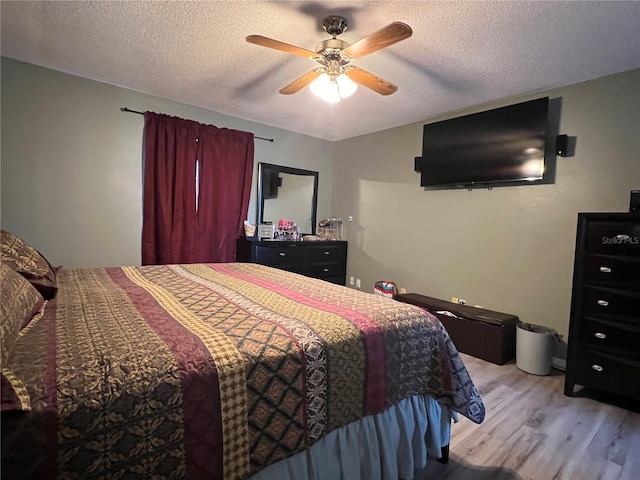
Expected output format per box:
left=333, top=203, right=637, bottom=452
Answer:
left=356, top=278, right=361, bottom=290
left=349, top=276, right=355, bottom=286
left=451, top=297, right=459, bottom=304
left=399, top=287, right=407, bottom=294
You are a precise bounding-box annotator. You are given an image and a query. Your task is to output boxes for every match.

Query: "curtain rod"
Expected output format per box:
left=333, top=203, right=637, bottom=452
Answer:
left=120, top=107, right=274, bottom=142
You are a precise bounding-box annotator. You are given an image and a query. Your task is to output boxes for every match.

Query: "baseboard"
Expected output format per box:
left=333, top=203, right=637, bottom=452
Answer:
left=551, top=357, right=566, bottom=371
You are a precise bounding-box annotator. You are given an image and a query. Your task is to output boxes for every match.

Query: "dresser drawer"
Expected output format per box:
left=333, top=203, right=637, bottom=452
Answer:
left=253, top=244, right=305, bottom=265
left=586, top=222, right=640, bottom=255
left=579, top=316, right=640, bottom=354
left=578, top=348, right=640, bottom=398
left=306, top=262, right=346, bottom=279
left=583, top=254, right=640, bottom=288
left=304, top=244, right=347, bottom=263
left=581, top=286, right=640, bottom=318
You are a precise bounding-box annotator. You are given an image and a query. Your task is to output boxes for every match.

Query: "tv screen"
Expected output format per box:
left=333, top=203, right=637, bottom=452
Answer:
left=420, top=97, right=549, bottom=189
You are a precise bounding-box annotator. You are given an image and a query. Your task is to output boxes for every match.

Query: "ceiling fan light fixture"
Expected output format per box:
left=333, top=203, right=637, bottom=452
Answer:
left=322, top=85, right=342, bottom=103
left=336, top=73, right=357, bottom=98
left=310, top=72, right=357, bottom=103
left=310, top=73, right=331, bottom=97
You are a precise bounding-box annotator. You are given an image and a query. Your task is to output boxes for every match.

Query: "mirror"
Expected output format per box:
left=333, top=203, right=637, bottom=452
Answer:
left=257, top=163, right=319, bottom=235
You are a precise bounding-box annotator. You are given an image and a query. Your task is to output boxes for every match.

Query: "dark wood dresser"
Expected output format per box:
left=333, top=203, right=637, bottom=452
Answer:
left=236, top=238, right=347, bottom=285
left=565, top=212, right=640, bottom=399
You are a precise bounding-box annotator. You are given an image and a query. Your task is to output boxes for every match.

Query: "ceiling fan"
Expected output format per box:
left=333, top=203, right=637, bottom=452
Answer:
left=246, top=15, right=412, bottom=102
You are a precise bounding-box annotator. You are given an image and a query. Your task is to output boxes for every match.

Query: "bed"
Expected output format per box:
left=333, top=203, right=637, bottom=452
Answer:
left=1, top=231, right=485, bottom=480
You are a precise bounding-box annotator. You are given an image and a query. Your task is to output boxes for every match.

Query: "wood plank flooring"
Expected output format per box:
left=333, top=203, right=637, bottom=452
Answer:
left=415, top=354, right=640, bottom=480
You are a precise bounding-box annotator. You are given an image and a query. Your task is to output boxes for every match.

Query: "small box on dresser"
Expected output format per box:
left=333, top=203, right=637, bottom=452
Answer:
left=565, top=212, right=640, bottom=400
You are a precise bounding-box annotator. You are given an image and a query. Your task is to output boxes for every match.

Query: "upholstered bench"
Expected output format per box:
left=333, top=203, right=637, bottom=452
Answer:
left=394, top=293, right=519, bottom=365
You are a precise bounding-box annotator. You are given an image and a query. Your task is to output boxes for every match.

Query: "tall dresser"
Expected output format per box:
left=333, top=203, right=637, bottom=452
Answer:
left=236, top=238, right=347, bottom=285
left=564, top=212, right=640, bottom=400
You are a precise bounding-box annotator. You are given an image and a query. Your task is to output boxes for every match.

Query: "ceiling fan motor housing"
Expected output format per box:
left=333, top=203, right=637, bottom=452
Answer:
left=315, top=38, right=350, bottom=57
left=322, top=15, right=348, bottom=37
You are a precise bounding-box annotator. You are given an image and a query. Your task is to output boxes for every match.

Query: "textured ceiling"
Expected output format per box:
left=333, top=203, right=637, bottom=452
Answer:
left=2, top=1, right=639, bottom=141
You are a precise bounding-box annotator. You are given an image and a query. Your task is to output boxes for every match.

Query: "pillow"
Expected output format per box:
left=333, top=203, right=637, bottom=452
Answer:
left=1, top=230, right=59, bottom=299
left=1, top=263, right=45, bottom=369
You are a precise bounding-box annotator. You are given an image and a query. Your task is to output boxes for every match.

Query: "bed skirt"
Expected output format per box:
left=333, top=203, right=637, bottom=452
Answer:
left=249, top=394, right=454, bottom=480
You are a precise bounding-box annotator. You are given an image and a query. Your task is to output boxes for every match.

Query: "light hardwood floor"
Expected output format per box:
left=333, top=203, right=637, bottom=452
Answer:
left=416, top=353, right=640, bottom=480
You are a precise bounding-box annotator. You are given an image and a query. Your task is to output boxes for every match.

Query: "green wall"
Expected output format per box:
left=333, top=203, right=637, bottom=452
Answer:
left=331, top=69, right=640, bottom=339
left=1, top=57, right=335, bottom=268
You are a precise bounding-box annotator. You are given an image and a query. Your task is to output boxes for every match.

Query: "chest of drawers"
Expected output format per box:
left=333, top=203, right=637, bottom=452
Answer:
left=564, top=213, right=640, bottom=400
left=236, top=238, right=347, bottom=285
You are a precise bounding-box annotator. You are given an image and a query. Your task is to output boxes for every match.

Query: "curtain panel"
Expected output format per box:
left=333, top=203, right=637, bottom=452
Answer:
left=142, top=112, right=254, bottom=265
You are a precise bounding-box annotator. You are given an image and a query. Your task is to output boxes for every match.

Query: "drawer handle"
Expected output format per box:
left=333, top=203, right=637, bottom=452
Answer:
left=591, top=364, right=604, bottom=373
left=615, top=234, right=630, bottom=241
left=279, top=252, right=286, bottom=256
left=597, top=300, right=609, bottom=307
left=323, top=268, right=329, bottom=272
left=599, top=266, right=612, bottom=273
left=594, top=332, right=607, bottom=339
left=323, top=251, right=330, bottom=255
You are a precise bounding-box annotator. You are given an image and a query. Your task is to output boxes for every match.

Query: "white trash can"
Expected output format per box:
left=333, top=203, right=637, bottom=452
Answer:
left=516, top=323, right=559, bottom=375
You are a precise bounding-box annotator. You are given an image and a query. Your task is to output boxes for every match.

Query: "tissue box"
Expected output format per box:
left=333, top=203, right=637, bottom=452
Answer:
left=257, top=223, right=274, bottom=240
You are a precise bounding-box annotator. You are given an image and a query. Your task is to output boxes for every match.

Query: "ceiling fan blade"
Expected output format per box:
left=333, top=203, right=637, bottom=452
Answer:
left=246, top=35, right=318, bottom=59
left=280, top=70, right=323, bottom=95
left=345, top=66, right=398, bottom=95
left=343, top=22, right=412, bottom=59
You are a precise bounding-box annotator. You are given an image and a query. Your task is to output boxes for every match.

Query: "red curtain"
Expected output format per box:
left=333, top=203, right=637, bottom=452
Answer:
left=141, top=112, right=254, bottom=265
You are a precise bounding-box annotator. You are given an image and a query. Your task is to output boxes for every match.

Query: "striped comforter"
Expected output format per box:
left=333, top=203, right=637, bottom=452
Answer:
left=2, top=263, right=484, bottom=479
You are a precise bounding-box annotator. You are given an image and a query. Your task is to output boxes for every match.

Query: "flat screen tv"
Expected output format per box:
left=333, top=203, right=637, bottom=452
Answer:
left=420, top=97, right=549, bottom=189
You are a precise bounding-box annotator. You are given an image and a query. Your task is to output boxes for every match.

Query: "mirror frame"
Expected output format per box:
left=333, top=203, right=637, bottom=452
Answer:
left=257, top=163, right=319, bottom=235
